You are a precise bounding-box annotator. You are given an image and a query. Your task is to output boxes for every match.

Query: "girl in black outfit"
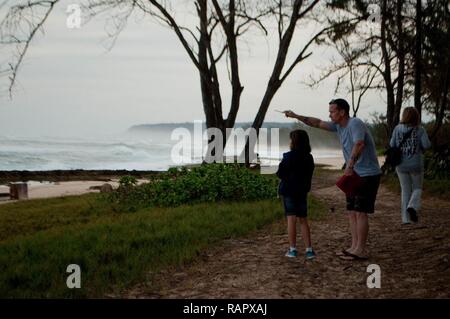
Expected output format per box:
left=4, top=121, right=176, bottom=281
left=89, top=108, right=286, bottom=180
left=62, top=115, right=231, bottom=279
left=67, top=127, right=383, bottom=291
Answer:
left=276, top=130, right=315, bottom=259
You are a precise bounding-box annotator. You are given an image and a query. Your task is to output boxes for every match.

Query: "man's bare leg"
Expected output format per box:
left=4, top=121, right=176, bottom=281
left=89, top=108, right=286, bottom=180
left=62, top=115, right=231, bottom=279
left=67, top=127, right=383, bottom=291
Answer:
left=348, top=211, right=358, bottom=253
left=353, top=212, right=369, bottom=256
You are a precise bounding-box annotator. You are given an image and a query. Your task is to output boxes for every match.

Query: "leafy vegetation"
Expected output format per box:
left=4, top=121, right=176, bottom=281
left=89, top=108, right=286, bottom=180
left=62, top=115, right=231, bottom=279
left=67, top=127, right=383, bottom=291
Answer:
left=109, top=164, right=279, bottom=211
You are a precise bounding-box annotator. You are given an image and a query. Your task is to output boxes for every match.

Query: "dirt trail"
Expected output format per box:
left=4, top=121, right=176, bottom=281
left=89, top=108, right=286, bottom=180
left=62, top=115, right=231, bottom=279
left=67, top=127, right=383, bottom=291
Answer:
left=124, top=170, right=450, bottom=298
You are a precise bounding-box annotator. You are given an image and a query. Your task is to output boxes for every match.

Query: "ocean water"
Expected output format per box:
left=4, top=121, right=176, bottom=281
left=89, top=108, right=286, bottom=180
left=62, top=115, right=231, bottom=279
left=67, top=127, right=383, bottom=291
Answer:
left=0, top=134, right=342, bottom=171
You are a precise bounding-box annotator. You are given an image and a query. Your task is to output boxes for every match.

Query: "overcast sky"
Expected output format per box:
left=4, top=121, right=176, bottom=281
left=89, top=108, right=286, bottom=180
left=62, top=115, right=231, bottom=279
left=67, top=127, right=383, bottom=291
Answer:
left=0, top=0, right=398, bottom=138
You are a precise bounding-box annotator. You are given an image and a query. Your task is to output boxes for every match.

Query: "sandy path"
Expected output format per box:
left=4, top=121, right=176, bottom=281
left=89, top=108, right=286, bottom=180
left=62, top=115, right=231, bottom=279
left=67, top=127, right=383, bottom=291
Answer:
left=123, top=170, right=450, bottom=298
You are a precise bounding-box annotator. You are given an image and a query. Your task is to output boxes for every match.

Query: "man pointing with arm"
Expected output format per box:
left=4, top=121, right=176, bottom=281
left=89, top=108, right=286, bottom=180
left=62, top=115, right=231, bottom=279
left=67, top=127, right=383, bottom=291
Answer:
left=284, top=99, right=381, bottom=260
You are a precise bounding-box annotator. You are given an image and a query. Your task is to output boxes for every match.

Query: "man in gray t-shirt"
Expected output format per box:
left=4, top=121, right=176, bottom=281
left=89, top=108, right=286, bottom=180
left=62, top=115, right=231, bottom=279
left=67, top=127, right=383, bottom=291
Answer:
left=283, top=98, right=381, bottom=261
left=328, top=117, right=381, bottom=177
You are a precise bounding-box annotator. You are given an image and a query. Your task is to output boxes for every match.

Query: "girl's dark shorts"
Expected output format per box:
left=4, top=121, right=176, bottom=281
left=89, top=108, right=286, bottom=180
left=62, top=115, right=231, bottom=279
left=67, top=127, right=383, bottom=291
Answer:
left=282, top=194, right=308, bottom=218
left=346, top=174, right=381, bottom=214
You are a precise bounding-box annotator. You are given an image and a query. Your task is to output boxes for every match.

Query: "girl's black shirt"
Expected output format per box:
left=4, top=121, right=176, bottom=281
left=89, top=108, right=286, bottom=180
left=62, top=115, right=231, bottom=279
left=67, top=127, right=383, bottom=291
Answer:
left=276, top=150, right=314, bottom=197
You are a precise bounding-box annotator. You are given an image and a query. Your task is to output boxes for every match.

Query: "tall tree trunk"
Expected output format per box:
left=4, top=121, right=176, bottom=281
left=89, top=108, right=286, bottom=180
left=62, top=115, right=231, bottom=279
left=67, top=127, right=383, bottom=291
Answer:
left=431, top=65, right=450, bottom=142
left=414, top=0, right=423, bottom=115
left=393, top=0, right=405, bottom=128
left=224, top=0, right=243, bottom=130
left=198, top=0, right=224, bottom=160
left=198, top=0, right=218, bottom=130
left=381, top=0, right=397, bottom=138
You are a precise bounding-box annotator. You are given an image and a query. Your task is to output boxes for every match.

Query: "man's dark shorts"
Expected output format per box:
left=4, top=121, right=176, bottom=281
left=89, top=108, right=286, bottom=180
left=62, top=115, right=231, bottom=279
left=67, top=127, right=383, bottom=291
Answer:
left=346, top=174, right=381, bottom=214
left=282, top=194, right=308, bottom=218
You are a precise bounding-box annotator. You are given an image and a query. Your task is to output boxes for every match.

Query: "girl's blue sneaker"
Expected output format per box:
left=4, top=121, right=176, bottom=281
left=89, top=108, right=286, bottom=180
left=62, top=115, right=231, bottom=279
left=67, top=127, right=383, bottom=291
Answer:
left=305, top=249, right=316, bottom=260
left=285, top=248, right=298, bottom=258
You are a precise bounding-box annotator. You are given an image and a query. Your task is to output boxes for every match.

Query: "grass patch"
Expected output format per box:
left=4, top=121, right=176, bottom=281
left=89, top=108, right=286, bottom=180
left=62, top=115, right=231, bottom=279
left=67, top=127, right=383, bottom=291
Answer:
left=0, top=194, right=112, bottom=242
left=0, top=193, right=324, bottom=298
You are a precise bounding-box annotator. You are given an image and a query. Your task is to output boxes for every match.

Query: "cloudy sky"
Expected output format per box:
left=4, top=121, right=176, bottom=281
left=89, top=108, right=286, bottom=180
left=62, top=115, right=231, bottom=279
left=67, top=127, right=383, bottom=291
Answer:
left=0, top=0, right=396, bottom=138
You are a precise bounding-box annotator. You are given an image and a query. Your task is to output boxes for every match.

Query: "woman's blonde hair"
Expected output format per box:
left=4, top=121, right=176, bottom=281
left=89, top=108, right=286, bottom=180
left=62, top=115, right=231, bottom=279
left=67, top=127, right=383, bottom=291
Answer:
left=400, top=107, right=420, bottom=127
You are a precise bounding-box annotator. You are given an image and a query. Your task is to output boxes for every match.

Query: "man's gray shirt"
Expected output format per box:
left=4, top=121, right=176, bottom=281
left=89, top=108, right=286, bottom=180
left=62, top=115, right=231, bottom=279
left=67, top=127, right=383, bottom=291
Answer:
left=328, top=117, right=381, bottom=177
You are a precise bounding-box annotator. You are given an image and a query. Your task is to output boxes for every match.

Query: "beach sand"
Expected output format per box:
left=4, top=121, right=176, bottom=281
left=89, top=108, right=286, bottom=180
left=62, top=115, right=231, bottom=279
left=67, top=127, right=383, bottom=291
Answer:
left=0, top=179, right=148, bottom=204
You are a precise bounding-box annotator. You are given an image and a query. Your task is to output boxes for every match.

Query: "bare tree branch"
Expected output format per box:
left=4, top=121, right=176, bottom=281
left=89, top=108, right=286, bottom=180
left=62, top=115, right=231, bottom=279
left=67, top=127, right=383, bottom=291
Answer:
left=0, top=0, right=60, bottom=98
left=145, top=0, right=203, bottom=72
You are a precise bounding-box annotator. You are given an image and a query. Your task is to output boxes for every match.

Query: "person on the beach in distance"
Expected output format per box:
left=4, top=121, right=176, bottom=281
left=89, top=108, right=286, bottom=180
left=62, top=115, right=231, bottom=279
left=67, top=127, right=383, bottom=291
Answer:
left=276, top=130, right=316, bottom=260
left=390, top=107, right=431, bottom=224
left=283, top=99, right=382, bottom=260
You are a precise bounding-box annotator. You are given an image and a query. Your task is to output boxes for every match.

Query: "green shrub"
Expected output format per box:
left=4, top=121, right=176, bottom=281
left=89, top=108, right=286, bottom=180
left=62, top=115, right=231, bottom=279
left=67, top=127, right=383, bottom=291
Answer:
left=108, top=164, right=279, bottom=210
left=424, top=147, right=450, bottom=179
left=118, top=175, right=138, bottom=187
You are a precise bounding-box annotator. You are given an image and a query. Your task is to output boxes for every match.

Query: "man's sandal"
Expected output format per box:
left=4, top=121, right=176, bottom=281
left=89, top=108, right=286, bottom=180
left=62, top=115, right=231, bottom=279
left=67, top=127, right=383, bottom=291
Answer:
left=335, top=249, right=351, bottom=257
left=339, top=252, right=368, bottom=261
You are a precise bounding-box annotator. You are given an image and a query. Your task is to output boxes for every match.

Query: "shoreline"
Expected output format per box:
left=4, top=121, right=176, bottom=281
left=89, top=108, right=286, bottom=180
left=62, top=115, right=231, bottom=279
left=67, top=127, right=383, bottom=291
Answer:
left=0, top=156, right=350, bottom=183
left=0, top=169, right=164, bottom=184
left=0, top=157, right=353, bottom=202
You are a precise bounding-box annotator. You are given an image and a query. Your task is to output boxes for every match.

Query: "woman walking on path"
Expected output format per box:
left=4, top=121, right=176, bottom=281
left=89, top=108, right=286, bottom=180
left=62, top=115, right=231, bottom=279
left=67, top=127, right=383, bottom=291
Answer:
left=389, top=107, right=431, bottom=224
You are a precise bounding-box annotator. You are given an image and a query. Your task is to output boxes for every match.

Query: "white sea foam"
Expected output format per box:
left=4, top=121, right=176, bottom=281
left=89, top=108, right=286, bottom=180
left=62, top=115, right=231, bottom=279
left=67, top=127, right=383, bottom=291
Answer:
left=0, top=133, right=341, bottom=171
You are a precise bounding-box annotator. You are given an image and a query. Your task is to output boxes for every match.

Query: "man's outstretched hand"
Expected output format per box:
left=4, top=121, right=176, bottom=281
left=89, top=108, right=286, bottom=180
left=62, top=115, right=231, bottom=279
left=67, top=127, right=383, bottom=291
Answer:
left=283, top=110, right=297, bottom=118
